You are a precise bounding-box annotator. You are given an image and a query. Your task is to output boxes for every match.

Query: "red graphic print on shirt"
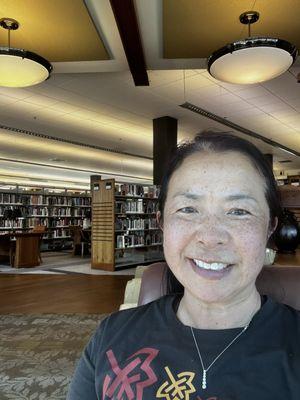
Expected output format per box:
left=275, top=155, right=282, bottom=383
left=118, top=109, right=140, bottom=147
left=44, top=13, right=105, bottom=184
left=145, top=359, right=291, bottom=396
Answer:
left=102, top=347, right=159, bottom=400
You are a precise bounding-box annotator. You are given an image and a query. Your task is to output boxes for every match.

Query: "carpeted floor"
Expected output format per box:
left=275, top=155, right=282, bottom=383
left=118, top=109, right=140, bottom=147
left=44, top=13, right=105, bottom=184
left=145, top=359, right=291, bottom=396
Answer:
left=0, top=313, right=107, bottom=399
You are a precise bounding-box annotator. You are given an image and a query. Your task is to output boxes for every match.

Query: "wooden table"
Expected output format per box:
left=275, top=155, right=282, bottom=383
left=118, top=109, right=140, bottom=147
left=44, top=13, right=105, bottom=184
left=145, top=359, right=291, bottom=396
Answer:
left=0, top=232, right=42, bottom=268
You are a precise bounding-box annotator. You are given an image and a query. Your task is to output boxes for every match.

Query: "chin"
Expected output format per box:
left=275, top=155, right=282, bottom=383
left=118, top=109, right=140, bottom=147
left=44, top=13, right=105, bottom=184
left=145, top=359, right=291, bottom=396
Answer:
left=186, top=285, right=233, bottom=304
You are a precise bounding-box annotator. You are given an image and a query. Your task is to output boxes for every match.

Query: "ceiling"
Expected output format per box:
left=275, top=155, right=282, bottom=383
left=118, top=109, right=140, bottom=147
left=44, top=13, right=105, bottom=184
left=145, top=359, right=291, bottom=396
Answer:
left=0, top=0, right=109, bottom=62
left=163, top=0, right=300, bottom=58
left=0, top=0, right=299, bottom=190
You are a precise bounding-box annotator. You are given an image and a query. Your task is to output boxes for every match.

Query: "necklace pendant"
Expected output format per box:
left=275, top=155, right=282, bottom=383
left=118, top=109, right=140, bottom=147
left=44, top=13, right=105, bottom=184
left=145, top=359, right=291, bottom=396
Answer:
left=202, top=370, right=207, bottom=389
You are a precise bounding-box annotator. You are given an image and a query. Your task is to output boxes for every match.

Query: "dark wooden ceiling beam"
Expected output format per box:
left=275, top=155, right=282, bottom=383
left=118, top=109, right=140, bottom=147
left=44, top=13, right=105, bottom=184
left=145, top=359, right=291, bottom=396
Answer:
left=110, top=0, right=149, bottom=86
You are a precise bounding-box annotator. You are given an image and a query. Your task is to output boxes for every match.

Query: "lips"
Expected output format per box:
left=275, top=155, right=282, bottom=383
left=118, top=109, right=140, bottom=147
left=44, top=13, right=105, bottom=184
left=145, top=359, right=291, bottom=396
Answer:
left=193, top=258, right=230, bottom=271
left=192, top=258, right=233, bottom=270
left=189, top=258, right=234, bottom=280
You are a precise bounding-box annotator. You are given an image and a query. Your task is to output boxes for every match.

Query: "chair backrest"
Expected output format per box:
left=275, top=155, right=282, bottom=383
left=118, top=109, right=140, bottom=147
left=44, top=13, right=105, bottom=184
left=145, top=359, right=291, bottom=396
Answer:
left=69, top=225, right=82, bottom=244
left=138, top=262, right=300, bottom=310
left=80, top=228, right=91, bottom=242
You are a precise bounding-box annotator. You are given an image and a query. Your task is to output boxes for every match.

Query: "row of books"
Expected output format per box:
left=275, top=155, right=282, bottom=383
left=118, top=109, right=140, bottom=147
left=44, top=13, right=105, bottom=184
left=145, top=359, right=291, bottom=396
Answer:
left=0, top=206, right=19, bottom=216
left=0, top=220, right=25, bottom=228
left=47, top=197, right=90, bottom=206
left=0, top=218, right=90, bottom=229
left=0, top=193, right=21, bottom=204
left=73, top=197, right=91, bottom=206
left=115, top=199, right=144, bottom=213
left=73, top=208, right=89, bottom=216
left=115, top=217, right=158, bottom=231
left=0, top=207, right=90, bottom=218
left=36, top=230, right=72, bottom=239
left=48, top=219, right=90, bottom=228
left=23, top=195, right=91, bottom=206
left=115, top=200, right=159, bottom=214
left=115, top=184, right=160, bottom=198
left=0, top=193, right=91, bottom=206
left=27, top=207, right=73, bottom=216
left=50, top=229, right=71, bottom=238
left=115, top=231, right=162, bottom=248
left=0, top=229, right=24, bottom=235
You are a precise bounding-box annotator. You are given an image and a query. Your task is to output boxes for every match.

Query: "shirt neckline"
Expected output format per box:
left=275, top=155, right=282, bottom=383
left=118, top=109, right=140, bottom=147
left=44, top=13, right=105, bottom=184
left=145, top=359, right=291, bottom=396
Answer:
left=164, top=293, right=277, bottom=337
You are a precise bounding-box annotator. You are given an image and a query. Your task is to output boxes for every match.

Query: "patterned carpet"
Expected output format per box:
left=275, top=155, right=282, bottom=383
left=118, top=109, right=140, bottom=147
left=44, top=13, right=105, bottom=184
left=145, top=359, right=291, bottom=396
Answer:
left=0, top=313, right=107, bottom=399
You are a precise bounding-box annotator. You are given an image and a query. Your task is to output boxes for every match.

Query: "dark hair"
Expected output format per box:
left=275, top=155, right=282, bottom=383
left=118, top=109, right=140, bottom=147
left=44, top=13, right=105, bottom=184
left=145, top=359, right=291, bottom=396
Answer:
left=158, top=131, right=283, bottom=295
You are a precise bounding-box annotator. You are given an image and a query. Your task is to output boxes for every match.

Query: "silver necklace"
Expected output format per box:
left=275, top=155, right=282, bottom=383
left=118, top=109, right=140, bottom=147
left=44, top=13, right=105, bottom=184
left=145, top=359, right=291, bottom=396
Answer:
left=190, top=324, right=248, bottom=390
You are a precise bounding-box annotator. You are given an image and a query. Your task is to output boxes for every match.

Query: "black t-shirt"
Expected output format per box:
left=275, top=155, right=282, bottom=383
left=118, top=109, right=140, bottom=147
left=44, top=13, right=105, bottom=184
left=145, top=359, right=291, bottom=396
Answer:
left=67, top=295, right=300, bottom=400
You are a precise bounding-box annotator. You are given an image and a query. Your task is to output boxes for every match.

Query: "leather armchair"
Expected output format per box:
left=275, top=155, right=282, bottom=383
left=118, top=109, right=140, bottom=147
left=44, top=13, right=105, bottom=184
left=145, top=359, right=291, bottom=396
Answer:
left=138, top=262, right=300, bottom=310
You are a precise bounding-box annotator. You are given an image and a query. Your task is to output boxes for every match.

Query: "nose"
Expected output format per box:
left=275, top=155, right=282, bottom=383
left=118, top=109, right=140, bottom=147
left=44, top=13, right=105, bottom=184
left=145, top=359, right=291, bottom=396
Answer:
left=194, top=215, right=230, bottom=248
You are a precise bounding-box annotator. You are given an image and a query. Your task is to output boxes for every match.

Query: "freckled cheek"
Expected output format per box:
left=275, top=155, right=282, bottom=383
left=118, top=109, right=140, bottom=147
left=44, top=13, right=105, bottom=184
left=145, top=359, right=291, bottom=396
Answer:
left=163, top=218, right=194, bottom=254
left=235, top=223, right=268, bottom=267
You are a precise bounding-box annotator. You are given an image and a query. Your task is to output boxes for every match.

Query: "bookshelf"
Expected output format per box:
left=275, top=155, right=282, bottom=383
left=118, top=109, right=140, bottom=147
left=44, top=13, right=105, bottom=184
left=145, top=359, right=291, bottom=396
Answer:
left=0, top=185, right=91, bottom=250
left=91, top=179, right=164, bottom=270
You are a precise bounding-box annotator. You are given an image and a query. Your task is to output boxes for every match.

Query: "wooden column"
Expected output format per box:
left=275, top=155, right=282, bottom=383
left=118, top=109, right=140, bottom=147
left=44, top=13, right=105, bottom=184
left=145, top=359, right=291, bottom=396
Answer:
left=153, top=116, right=177, bottom=185
left=90, top=175, right=101, bottom=191
left=91, top=178, right=115, bottom=270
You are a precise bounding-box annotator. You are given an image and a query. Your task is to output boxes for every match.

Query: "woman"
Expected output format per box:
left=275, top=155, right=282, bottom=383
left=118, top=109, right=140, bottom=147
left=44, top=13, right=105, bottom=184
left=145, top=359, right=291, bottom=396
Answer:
left=67, top=132, right=300, bottom=400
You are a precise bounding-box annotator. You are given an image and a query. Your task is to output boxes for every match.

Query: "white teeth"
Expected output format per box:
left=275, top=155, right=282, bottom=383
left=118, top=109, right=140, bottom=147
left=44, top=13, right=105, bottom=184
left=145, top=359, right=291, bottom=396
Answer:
left=193, top=259, right=229, bottom=271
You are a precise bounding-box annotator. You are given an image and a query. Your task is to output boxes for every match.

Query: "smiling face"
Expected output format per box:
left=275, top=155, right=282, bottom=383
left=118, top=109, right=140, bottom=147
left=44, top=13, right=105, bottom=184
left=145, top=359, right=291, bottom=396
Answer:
left=162, top=150, right=272, bottom=304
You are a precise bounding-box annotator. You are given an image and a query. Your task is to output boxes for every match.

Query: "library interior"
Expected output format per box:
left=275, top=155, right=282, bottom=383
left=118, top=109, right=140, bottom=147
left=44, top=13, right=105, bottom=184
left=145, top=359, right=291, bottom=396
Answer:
left=0, top=1, right=300, bottom=398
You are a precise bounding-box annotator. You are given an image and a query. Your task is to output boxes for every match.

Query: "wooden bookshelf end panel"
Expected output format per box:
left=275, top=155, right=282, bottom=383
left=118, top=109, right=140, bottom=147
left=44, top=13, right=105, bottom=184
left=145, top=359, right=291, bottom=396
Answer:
left=91, top=179, right=115, bottom=270
left=91, top=241, right=114, bottom=270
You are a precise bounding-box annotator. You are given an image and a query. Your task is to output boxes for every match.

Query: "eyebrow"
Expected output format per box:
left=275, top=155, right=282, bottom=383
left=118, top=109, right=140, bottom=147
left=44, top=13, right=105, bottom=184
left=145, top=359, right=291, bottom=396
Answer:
left=173, top=192, right=259, bottom=204
left=226, top=194, right=258, bottom=204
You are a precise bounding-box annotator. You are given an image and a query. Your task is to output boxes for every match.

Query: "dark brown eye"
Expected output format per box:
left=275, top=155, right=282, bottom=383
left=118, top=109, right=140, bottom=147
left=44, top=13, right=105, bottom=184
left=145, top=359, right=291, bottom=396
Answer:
left=228, top=208, right=250, bottom=216
left=178, top=207, right=197, bottom=214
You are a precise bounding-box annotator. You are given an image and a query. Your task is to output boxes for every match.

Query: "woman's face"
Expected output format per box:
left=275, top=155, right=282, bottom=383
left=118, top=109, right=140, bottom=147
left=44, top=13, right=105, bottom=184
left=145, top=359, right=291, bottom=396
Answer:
left=162, top=151, right=273, bottom=304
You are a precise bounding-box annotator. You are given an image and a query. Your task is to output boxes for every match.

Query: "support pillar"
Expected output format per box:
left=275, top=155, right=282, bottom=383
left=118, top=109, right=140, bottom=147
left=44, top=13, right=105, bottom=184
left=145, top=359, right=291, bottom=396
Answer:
left=153, top=116, right=177, bottom=185
left=264, top=154, right=273, bottom=169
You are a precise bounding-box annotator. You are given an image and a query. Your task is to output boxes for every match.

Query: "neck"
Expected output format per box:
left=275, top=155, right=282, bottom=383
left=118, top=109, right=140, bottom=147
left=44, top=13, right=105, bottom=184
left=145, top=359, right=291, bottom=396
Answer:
left=177, top=288, right=261, bottom=329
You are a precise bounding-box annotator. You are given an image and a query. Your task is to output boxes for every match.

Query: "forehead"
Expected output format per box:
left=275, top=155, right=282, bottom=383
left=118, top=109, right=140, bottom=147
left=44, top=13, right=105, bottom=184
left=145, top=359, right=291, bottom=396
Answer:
left=168, top=151, right=267, bottom=195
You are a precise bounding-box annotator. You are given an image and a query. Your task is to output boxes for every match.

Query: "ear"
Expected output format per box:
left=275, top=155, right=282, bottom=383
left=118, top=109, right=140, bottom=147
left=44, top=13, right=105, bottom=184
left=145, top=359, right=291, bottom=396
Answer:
left=156, top=211, right=163, bottom=230
left=268, top=217, right=278, bottom=239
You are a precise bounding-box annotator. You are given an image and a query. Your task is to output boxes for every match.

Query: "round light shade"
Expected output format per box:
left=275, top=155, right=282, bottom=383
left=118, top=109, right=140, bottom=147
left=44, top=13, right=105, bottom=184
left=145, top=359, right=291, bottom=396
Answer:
left=0, top=47, right=52, bottom=87
left=208, top=37, right=298, bottom=84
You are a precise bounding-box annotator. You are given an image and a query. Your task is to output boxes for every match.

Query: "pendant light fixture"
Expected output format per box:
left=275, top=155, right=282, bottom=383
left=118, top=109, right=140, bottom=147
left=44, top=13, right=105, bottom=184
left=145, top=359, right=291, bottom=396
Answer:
left=207, top=11, right=298, bottom=85
left=0, top=18, right=52, bottom=87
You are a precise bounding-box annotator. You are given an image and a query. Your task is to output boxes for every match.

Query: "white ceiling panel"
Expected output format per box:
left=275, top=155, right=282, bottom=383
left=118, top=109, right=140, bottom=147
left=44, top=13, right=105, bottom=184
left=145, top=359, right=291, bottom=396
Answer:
left=48, top=102, right=81, bottom=113
left=234, top=87, right=276, bottom=100
left=247, top=96, right=277, bottom=107
left=147, top=70, right=197, bottom=88
left=23, top=95, right=61, bottom=107
left=258, top=102, right=293, bottom=113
